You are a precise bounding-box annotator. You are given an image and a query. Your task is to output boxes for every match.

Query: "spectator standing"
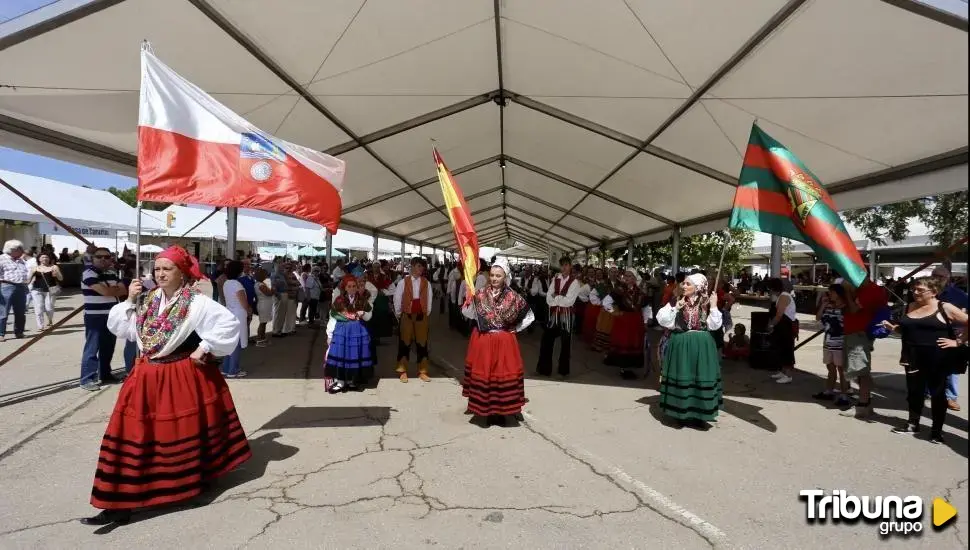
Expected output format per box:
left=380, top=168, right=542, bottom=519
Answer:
left=80, top=248, right=128, bottom=390
left=0, top=240, right=29, bottom=341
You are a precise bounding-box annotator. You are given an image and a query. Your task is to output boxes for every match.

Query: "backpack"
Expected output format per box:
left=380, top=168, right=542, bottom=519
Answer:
left=867, top=305, right=893, bottom=339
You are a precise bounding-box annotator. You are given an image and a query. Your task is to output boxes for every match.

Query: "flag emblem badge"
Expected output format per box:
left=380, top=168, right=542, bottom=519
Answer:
left=240, top=132, right=286, bottom=182
left=786, top=169, right=822, bottom=226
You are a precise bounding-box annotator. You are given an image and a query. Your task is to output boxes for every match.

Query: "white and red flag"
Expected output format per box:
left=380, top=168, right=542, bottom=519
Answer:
left=136, top=47, right=346, bottom=233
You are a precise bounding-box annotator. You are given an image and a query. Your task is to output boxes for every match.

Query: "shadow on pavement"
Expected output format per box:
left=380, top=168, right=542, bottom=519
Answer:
left=92, top=432, right=299, bottom=534
left=260, top=405, right=392, bottom=430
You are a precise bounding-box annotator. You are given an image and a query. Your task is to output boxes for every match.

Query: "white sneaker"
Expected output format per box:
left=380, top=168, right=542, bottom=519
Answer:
left=770, top=372, right=785, bottom=379
left=776, top=375, right=793, bottom=384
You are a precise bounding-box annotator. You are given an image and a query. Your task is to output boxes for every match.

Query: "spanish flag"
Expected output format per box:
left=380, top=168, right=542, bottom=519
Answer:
left=434, top=146, right=479, bottom=305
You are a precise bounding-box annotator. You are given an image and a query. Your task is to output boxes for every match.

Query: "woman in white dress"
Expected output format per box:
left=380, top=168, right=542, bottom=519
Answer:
left=221, top=260, right=252, bottom=378
left=81, top=246, right=249, bottom=527
left=254, top=267, right=274, bottom=346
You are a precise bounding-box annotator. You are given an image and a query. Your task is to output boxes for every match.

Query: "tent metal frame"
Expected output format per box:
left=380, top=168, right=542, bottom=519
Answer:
left=0, top=0, right=965, bottom=258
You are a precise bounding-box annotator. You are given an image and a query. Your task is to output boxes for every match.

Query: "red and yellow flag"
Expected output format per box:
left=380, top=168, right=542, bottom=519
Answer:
left=434, top=146, right=479, bottom=305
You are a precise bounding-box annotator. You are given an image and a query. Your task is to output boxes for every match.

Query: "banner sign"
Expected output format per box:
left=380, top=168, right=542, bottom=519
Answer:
left=37, top=222, right=117, bottom=238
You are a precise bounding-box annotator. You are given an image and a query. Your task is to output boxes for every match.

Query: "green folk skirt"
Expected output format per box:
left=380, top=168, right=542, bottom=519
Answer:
left=659, top=330, right=723, bottom=422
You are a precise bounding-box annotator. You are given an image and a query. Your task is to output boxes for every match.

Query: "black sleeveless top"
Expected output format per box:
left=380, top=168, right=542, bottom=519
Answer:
left=899, top=305, right=949, bottom=347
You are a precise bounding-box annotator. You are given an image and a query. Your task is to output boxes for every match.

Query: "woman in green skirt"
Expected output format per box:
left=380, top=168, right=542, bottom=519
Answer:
left=656, top=272, right=723, bottom=429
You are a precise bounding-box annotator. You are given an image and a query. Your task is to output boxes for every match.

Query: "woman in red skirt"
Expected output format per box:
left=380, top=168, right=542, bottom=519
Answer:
left=461, top=258, right=534, bottom=427
left=603, top=269, right=650, bottom=380
left=81, top=246, right=251, bottom=526
left=582, top=268, right=606, bottom=344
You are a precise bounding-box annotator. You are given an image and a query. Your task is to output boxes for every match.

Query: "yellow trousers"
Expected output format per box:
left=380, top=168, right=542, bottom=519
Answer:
left=397, top=313, right=430, bottom=374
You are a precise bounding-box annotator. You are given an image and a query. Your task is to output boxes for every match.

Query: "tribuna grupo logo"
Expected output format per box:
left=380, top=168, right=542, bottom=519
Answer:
left=799, top=490, right=923, bottom=536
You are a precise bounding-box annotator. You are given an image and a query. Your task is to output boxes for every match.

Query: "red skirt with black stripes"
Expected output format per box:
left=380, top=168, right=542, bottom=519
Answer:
left=90, top=356, right=251, bottom=510
left=462, top=329, right=525, bottom=417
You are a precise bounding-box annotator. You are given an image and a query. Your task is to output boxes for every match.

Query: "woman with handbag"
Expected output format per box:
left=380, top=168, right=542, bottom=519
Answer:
left=882, top=276, right=968, bottom=444
left=27, top=253, right=62, bottom=330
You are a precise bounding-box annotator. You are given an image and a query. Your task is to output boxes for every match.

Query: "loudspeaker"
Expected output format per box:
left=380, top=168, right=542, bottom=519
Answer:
left=750, top=311, right=771, bottom=333
left=749, top=330, right=776, bottom=370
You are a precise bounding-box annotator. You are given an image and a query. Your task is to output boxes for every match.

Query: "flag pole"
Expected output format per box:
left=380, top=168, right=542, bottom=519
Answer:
left=712, top=230, right=732, bottom=297
left=135, top=201, right=143, bottom=280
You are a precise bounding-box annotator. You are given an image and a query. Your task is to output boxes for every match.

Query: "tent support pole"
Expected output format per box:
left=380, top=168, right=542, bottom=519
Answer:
left=326, top=231, right=333, bottom=267
left=179, top=207, right=221, bottom=238
left=0, top=174, right=96, bottom=368
left=226, top=207, right=238, bottom=261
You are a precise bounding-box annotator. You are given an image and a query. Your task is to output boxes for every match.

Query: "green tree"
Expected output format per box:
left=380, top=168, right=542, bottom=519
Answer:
left=844, top=200, right=929, bottom=245
left=607, top=229, right=754, bottom=275
left=844, top=191, right=968, bottom=266
left=106, top=186, right=170, bottom=211
left=781, top=238, right=794, bottom=265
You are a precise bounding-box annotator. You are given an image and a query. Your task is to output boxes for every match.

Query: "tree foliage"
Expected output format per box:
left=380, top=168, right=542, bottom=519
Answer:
left=843, top=200, right=929, bottom=245
left=844, top=191, right=968, bottom=251
left=601, top=228, right=754, bottom=275
left=106, top=186, right=170, bottom=211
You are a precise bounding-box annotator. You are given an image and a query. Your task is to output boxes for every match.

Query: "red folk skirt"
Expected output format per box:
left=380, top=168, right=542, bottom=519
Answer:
left=90, top=356, right=252, bottom=510
left=462, top=329, right=526, bottom=416
left=582, top=304, right=601, bottom=343
left=606, top=312, right=646, bottom=366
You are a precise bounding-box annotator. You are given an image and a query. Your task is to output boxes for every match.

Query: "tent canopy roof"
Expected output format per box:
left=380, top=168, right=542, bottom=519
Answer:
left=0, top=0, right=966, bottom=256
left=0, top=168, right=163, bottom=232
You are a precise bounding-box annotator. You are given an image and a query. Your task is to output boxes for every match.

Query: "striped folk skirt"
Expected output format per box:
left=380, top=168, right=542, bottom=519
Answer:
left=462, top=329, right=526, bottom=417
left=592, top=309, right=614, bottom=352
left=659, top=330, right=723, bottom=422
left=90, top=357, right=251, bottom=510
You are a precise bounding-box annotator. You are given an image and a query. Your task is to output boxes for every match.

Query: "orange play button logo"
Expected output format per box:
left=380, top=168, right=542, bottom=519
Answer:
left=933, top=498, right=957, bottom=528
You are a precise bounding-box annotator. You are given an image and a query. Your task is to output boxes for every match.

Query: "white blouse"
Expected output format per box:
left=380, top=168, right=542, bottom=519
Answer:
left=656, top=303, right=723, bottom=332
left=601, top=295, right=653, bottom=323
left=588, top=289, right=602, bottom=306
left=107, top=291, right=241, bottom=359
left=577, top=283, right=591, bottom=303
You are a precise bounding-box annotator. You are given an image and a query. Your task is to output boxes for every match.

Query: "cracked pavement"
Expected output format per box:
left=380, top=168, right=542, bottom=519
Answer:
left=0, top=297, right=967, bottom=549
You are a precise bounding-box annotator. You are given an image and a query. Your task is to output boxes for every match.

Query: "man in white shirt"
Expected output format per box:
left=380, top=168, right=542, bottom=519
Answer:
left=536, top=257, right=581, bottom=377
left=522, top=266, right=548, bottom=334
left=393, top=257, right=434, bottom=383
left=446, top=263, right=461, bottom=331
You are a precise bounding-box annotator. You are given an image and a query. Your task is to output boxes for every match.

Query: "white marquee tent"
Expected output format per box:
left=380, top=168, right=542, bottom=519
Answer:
left=0, top=168, right=163, bottom=233
left=0, top=0, right=966, bottom=257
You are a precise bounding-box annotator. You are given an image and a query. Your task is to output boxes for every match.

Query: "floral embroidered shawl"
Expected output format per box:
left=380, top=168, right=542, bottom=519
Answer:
left=137, top=286, right=199, bottom=357
left=474, top=286, right=529, bottom=331
left=330, top=290, right=372, bottom=321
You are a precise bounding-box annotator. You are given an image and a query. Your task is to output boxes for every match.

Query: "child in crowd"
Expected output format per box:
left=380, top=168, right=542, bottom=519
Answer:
left=324, top=275, right=374, bottom=393
left=723, top=323, right=750, bottom=361
left=813, top=284, right=851, bottom=406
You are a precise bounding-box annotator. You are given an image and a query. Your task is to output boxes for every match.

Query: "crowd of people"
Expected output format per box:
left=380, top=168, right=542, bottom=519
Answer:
left=3, top=239, right=968, bottom=527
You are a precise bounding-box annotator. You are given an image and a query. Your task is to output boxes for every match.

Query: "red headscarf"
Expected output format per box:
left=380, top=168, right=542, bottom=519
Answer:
left=340, top=274, right=358, bottom=289
left=156, top=246, right=206, bottom=281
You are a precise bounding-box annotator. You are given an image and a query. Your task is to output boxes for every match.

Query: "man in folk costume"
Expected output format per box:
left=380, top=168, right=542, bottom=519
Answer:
left=536, top=256, right=581, bottom=377
left=432, top=261, right=448, bottom=314
left=393, top=257, right=434, bottom=382
left=447, top=262, right=463, bottom=332
left=523, top=266, right=546, bottom=335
